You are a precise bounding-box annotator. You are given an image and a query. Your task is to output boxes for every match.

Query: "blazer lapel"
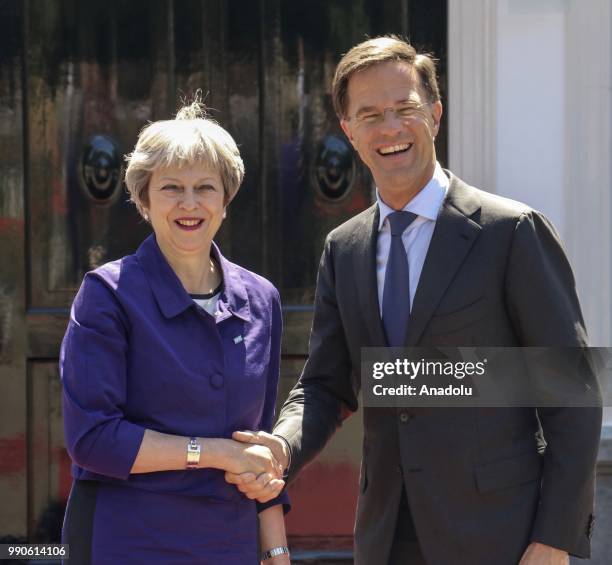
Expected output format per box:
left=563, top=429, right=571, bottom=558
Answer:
left=353, top=204, right=387, bottom=347
left=406, top=175, right=482, bottom=345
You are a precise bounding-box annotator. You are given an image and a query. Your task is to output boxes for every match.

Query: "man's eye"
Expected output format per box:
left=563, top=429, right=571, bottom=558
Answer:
left=397, top=107, right=414, bottom=116
left=397, top=105, right=423, bottom=117
left=361, top=113, right=381, bottom=123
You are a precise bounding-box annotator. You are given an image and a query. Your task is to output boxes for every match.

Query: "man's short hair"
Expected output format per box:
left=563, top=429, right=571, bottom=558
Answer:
left=332, top=35, right=441, bottom=119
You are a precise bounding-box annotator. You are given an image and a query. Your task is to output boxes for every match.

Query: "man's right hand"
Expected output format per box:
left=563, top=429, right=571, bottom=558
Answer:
left=218, top=439, right=283, bottom=478
left=224, top=431, right=289, bottom=502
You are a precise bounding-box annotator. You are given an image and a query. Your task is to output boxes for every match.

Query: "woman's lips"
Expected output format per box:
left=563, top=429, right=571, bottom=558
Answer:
left=174, top=218, right=204, bottom=231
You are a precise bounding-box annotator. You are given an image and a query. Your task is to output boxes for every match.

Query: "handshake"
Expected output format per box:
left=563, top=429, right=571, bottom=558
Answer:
left=223, top=430, right=289, bottom=503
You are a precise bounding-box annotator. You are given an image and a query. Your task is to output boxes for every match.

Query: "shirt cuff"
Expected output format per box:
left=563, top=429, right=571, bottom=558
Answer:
left=274, top=433, right=292, bottom=476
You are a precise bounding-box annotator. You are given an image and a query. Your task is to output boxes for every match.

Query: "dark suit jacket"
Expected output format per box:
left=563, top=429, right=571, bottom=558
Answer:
left=274, top=173, right=602, bottom=565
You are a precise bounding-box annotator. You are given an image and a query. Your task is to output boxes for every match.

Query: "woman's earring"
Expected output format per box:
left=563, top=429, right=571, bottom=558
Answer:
left=222, top=209, right=227, bottom=219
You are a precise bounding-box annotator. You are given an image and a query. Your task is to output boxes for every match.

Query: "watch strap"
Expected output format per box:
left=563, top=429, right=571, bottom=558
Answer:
left=261, top=546, right=289, bottom=560
left=186, top=437, right=201, bottom=469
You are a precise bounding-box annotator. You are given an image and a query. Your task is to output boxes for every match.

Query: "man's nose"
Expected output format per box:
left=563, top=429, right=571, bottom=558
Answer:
left=379, top=108, right=403, bottom=132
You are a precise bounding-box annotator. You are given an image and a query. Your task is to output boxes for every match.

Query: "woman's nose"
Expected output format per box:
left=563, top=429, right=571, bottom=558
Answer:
left=179, top=188, right=197, bottom=209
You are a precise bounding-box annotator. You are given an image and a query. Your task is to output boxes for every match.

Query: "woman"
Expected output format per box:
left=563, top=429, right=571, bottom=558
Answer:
left=60, top=101, right=290, bottom=564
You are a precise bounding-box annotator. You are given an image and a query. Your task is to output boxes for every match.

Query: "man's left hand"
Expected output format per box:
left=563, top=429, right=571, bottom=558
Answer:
left=519, top=542, right=569, bottom=565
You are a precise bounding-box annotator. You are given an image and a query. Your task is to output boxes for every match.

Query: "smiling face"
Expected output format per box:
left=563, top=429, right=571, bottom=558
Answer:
left=145, top=164, right=225, bottom=261
left=340, top=61, right=442, bottom=209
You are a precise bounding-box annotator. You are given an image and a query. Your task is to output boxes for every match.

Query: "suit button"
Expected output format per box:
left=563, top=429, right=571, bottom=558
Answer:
left=210, top=373, right=225, bottom=389
left=399, top=411, right=411, bottom=423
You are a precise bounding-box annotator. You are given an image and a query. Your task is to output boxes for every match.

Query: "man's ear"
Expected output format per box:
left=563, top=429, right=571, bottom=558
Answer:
left=431, top=101, right=443, bottom=137
left=340, top=119, right=356, bottom=148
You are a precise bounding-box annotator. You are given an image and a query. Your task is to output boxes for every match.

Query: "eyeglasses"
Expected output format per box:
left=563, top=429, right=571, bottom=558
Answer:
left=346, top=102, right=431, bottom=127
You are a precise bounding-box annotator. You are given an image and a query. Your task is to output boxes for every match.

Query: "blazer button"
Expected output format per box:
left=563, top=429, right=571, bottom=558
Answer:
left=399, top=411, right=411, bottom=423
left=210, top=373, right=225, bottom=390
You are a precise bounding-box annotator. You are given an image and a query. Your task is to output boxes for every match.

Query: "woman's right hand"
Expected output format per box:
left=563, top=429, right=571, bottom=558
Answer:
left=219, top=440, right=283, bottom=478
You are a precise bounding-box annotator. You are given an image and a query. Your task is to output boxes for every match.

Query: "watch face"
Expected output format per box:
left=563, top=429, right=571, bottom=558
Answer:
left=188, top=438, right=201, bottom=451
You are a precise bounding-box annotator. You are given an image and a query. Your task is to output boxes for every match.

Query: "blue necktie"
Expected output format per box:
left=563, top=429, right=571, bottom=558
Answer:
left=382, top=211, right=417, bottom=346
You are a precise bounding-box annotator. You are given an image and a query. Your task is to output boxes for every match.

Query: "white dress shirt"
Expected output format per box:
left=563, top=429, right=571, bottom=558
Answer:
left=376, top=162, right=449, bottom=313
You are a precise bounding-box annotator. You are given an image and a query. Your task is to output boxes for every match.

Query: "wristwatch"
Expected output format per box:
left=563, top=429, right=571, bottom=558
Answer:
left=186, top=437, right=201, bottom=469
left=261, top=546, right=289, bottom=561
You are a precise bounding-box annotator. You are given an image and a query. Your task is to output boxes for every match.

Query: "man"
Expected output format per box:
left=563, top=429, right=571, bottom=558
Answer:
left=227, top=36, right=602, bottom=564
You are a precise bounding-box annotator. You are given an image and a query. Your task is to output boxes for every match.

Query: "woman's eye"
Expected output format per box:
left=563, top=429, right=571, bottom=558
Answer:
left=196, top=184, right=216, bottom=192
left=161, top=185, right=181, bottom=191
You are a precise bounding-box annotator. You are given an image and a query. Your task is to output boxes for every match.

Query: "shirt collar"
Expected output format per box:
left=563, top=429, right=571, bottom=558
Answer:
left=377, top=161, right=449, bottom=230
left=135, top=235, right=251, bottom=321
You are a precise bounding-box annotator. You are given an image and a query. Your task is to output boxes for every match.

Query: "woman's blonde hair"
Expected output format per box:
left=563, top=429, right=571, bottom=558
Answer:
left=124, top=97, right=244, bottom=217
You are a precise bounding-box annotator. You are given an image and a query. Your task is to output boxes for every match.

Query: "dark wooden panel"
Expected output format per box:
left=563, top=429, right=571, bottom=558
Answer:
left=26, top=312, right=69, bottom=359
left=272, top=0, right=374, bottom=307
left=0, top=0, right=28, bottom=539
left=220, top=0, right=264, bottom=272
left=27, top=362, right=68, bottom=542
left=25, top=0, right=170, bottom=309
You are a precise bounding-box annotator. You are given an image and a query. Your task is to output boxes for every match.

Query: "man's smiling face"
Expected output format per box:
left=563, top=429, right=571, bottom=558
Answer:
left=340, top=61, right=442, bottom=208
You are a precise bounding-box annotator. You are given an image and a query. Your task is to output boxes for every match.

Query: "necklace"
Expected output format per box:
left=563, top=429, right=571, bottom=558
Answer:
left=204, top=257, right=221, bottom=294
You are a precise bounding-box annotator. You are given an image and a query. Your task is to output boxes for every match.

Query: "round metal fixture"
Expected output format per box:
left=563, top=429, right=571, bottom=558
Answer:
left=79, top=135, right=123, bottom=204
left=313, top=135, right=356, bottom=201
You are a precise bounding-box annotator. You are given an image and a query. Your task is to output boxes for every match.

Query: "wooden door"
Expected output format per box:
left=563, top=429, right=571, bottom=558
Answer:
left=0, top=0, right=447, bottom=557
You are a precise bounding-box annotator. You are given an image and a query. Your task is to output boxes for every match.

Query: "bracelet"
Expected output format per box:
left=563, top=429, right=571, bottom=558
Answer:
left=186, top=437, right=201, bottom=469
left=261, top=546, right=289, bottom=561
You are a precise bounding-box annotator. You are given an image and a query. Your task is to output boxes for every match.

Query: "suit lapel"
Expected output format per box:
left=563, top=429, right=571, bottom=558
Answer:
left=406, top=175, right=482, bottom=345
left=353, top=205, right=387, bottom=347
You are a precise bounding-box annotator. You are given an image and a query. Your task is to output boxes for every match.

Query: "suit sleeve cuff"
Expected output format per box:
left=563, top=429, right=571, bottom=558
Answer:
left=530, top=513, right=593, bottom=559
left=256, top=490, right=291, bottom=515
left=79, top=420, right=146, bottom=480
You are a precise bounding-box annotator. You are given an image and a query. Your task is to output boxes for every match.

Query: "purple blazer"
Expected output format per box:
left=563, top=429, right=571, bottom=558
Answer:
left=60, top=234, right=289, bottom=513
